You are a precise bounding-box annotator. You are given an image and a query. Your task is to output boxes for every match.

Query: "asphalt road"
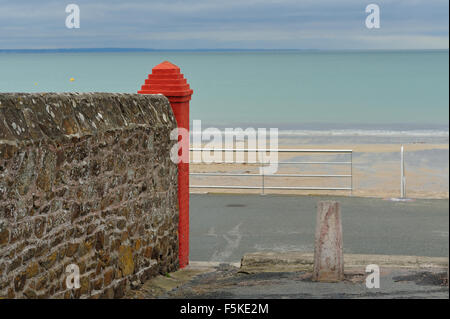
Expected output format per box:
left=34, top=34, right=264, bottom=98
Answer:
left=190, top=194, right=449, bottom=262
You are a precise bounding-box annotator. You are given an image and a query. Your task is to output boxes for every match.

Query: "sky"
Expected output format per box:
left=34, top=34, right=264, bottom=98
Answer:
left=0, top=0, right=448, bottom=50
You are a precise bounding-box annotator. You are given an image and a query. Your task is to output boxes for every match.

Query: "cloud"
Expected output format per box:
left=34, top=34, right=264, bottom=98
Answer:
left=0, top=0, right=448, bottom=49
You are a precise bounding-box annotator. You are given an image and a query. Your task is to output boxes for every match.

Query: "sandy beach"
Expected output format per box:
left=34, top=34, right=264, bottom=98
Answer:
left=190, top=143, right=449, bottom=199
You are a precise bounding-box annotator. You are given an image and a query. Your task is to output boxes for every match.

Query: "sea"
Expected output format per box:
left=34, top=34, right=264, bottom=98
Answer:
left=0, top=50, right=448, bottom=145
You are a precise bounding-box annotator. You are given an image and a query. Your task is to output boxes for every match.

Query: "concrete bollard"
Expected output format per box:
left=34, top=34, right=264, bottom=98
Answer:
left=138, top=61, right=193, bottom=268
left=312, top=201, right=344, bottom=282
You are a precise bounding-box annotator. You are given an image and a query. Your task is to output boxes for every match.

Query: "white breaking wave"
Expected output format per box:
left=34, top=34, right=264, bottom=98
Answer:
left=191, top=129, right=449, bottom=138
left=276, top=130, right=449, bottom=137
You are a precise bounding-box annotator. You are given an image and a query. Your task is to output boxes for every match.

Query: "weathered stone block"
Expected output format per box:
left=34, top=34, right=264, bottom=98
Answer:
left=42, top=251, right=58, bottom=271
left=14, top=273, right=26, bottom=292
left=35, top=274, right=48, bottom=291
left=26, top=262, right=40, bottom=278
left=103, top=268, right=114, bottom=286
left=65, top=242, right=79, bottom=257
left=118, top=245, right=135, bottom=276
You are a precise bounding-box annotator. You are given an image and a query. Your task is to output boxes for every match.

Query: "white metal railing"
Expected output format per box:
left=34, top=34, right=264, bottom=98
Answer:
left=189, top=148, right=353, bottom=195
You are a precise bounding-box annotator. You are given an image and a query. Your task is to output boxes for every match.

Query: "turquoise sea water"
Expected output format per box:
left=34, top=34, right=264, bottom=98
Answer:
left=1, top=50, right=448, bottom=189
left=0, top=50, right=448, bottom=133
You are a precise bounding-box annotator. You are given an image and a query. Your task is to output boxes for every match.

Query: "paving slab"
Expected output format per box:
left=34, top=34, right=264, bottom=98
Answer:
left=240, top=252, right=449, bottom=273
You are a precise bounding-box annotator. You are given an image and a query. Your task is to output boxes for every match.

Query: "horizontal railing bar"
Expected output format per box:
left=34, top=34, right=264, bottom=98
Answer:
left=190, top=161, right=352, bottom=165
left=190, top=173, right=351, bottom=178
left=189, top=148, right=353, bottom=194
left=278, top=161, right=352, bottom=165
left=190, top=185, right=352, bottom=190
left=190, top=148, right=352, bottom=153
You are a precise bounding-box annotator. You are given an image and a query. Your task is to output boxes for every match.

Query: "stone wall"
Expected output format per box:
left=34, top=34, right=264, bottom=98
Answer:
left=0, top=93, right=179, bottom=299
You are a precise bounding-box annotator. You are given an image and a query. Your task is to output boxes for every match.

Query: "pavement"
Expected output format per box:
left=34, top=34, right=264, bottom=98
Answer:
left=190, top=194, right=449, bottom=262
left=126, top=253, right=449, bottom=299
left=124, top=194, right=449, bottom=299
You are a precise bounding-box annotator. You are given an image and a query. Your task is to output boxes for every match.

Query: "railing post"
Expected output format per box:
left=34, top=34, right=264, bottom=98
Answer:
left=400, top=145, right=406, bottom=198
left=261, top=160, right=265, bottom=195
left=262, top=170, right=265, bottom=195
left=138, top=61, right=193, bottom=268
left=350, top=151, right=353, bottom=196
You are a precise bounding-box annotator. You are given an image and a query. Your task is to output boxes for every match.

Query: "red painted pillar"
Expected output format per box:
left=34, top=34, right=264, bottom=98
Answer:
left=138, top=61, right=193, bottom=268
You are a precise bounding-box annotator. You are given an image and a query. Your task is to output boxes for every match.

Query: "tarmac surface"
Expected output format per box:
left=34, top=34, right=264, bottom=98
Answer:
left=190, top=194, right=449, bottom=262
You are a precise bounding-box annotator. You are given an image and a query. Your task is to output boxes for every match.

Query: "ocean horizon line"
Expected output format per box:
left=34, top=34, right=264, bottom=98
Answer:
left=0, top=48, right=448, bottom=54
left=191, top=129, right=449, bottom=137
left=193, top=122, right=449, bottom=131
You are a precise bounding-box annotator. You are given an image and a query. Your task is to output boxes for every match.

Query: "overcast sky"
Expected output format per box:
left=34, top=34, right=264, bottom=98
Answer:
left=0, top=0, right=448, bottom=50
